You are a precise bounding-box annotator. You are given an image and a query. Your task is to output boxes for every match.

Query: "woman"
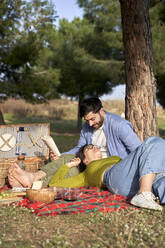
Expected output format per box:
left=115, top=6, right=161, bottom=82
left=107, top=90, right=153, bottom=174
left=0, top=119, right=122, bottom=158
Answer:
left=8, top=153, right=80, bottom=188
left=9, top=136, right=165, bottom=211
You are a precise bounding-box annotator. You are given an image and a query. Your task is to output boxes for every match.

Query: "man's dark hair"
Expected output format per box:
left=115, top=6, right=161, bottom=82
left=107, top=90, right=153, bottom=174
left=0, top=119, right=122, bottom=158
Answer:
left=79, top=97, right=103, bottom=118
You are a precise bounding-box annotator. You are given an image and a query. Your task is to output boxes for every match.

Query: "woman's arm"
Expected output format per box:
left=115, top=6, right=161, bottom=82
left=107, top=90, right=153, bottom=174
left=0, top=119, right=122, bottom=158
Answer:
left=49, top=159, right=86, bottom=188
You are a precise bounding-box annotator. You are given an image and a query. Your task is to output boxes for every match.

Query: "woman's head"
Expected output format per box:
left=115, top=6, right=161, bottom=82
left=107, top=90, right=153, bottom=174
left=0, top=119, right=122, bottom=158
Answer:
left=76, top=144, right=102, bottom=171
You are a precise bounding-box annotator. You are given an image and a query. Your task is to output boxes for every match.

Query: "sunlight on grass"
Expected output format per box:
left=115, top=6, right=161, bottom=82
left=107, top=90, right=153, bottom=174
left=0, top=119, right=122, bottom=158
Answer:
left=158, top=117, right=165, bottom=129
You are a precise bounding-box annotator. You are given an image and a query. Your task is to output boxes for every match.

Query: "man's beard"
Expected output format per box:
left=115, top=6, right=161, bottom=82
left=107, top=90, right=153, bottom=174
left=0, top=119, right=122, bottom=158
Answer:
left=93, top=113, right=104, bottom=129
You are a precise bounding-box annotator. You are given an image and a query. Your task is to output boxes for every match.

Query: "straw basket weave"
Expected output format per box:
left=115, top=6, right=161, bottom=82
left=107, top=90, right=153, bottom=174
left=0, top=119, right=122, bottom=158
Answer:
left=24, top=157, right=42, bottom=173
left=26, top=188, right=56, bottom=204
left=0, top=157, right=45, bottom=188
left=0, top=162, right=10, bottom=188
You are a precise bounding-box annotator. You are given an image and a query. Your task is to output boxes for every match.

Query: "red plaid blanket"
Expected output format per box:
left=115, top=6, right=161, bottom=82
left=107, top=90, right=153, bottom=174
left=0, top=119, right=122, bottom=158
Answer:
left=18, top=187, right=133, bottom=216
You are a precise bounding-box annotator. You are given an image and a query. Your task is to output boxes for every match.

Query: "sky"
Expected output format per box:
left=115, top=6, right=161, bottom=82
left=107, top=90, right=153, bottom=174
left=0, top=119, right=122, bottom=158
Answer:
left=53, top=0, right=125, bottom=100
left=53, top=0, right=84, bottom=23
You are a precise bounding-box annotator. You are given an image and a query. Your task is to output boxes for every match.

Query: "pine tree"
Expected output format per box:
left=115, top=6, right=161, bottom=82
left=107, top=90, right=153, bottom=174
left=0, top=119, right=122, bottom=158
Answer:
left=120, top=0, right=159, bottom=140
left=0, top=0, right=59, bottom=122
left=53, top=18, right=123, bottom=129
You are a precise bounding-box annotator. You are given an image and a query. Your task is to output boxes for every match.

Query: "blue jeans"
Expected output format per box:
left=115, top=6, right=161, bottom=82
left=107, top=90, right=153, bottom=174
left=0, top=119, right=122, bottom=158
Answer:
left=103, top=136, right=165, bottom=204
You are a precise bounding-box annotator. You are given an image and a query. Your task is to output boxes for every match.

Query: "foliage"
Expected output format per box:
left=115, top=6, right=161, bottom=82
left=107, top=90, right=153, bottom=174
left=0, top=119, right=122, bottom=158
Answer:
left=0, top=0, right=22, bottom=97
left=78, top=0, right=123, bottom=60
left=51, top=18, right=122, bottom=101
left=0, top=0, right=59, bottom=103
left=49, top=0, right=124, bottom=103
left=78, top=0, right=165, bottom=110
left=0, top=0, right=165, bottom=113
left=150, top=0, right=165, bottom=108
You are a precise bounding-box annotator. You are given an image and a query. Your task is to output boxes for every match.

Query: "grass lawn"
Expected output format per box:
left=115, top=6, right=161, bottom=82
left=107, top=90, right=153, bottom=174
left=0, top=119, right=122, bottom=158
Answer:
left=0, top=104, right=165, bottom=248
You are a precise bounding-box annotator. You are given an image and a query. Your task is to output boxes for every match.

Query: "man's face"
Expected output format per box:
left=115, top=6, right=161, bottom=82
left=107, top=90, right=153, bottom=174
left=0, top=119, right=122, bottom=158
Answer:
left=84, top=109, right=105, bottom=129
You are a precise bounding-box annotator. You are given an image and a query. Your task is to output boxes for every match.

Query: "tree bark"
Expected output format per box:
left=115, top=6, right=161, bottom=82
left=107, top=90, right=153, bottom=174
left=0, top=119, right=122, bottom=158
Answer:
left=77, top=98, right=83, bottom=131
left=0, top=109, right=5, bottom=125
left=120, top=0, right=159, bottom=141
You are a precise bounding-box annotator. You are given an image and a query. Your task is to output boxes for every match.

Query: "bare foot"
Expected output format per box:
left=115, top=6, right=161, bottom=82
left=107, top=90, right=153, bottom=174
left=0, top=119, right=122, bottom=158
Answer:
left=8, top=174, right=23, bottom=188
left=8, top=163, right=24, bottom=188
left=8, top=163, right=18, bottom=175
left=10, top=163, right=36, bottom=188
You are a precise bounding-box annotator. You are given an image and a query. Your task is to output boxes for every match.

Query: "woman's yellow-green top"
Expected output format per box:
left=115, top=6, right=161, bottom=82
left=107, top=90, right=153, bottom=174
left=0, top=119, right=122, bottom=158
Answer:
left=49, top=156, right=121, bottom=188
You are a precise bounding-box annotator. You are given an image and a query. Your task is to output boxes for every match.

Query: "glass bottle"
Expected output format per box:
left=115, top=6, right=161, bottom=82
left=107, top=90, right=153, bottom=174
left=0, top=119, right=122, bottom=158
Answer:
left=17, top=155, right=25, bottom=170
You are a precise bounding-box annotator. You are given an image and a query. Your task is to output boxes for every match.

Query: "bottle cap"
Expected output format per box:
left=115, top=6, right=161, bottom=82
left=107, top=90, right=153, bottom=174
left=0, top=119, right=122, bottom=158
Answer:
left=18, top=155, right=25, bottom=160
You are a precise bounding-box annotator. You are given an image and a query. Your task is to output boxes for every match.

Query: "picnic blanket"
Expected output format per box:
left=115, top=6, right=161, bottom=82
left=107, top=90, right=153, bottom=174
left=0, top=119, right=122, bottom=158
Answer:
left=18, top=187, right=133, bottom=216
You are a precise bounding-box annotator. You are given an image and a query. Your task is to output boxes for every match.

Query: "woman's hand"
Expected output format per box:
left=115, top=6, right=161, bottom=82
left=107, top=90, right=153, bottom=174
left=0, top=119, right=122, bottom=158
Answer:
left=49, top=151, right=60, bottom=161
left=66, top=158, right=81, bottom=168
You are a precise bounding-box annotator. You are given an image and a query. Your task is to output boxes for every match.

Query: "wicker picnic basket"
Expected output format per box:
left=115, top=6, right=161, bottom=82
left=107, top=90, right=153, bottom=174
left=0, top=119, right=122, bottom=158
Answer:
left=0, top=161, right=10, bottom=188
left=24, top=157, right=45, bottom=172
left=0, top=123, right=50, bottom=188
left=0, top=158, right=45, bottom=188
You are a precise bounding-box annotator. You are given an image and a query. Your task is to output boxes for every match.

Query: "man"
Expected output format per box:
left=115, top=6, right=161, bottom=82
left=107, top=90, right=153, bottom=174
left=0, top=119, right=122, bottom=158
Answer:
left=65, top=97, right=141, bottom=159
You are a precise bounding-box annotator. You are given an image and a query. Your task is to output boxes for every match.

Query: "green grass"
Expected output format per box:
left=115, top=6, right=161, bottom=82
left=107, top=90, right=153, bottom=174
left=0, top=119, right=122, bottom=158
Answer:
left=158, top=117, right=165, bottom=139
left=0, top=112, right=165, bottom=248
left=0, top=204, right=164, bottom=248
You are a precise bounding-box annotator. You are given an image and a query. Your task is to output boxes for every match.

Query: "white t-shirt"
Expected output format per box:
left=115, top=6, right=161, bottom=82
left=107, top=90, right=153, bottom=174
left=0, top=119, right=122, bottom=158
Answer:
left=92, top=126, right=109, bottom=158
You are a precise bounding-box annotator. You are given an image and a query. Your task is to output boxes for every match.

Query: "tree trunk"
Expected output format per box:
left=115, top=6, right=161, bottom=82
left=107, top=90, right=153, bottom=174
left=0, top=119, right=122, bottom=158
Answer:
left=77, top=98, right=82, bottom=131
left=120, top=0, right=159, bottom=141
left=0, top=108, right=5, bottom=125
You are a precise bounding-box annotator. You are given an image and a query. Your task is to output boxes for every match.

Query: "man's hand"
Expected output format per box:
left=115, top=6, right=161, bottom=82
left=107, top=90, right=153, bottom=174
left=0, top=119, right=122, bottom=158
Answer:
left=49, top=151, right=60, bottom=161
left=66, top=158, right=81, bottom=168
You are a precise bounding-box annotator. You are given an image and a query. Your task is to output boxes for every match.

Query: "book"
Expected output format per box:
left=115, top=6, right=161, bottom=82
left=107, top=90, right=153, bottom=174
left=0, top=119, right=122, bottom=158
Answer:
left=41, top=135, right=61, bottom=156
